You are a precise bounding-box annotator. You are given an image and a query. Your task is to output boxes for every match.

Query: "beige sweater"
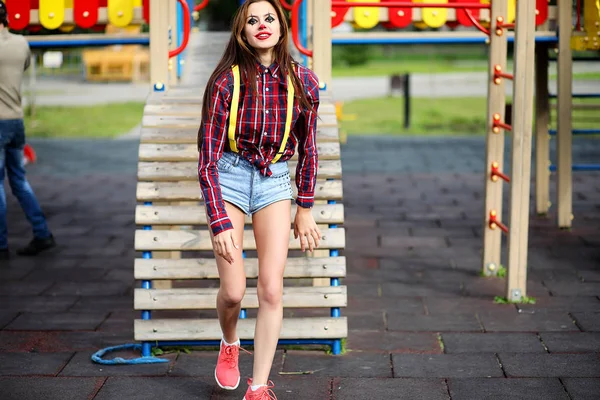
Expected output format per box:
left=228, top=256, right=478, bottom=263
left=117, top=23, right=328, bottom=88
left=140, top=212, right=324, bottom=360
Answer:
left=0, top=28, right=30, bottom=120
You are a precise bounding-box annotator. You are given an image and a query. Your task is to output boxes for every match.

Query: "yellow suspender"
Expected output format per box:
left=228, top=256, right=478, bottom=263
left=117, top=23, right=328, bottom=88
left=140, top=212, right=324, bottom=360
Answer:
left=227, top=65, right=295, bottom=164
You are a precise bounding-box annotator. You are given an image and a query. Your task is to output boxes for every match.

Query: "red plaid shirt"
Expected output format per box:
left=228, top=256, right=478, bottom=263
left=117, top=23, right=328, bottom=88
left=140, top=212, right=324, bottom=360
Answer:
left=198, top=61, right=320, bottom=235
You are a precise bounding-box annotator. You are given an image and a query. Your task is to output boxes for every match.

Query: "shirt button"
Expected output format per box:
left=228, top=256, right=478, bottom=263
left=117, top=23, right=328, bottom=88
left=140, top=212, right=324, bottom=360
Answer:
left=263, top=132, right=267, bottom=136
left=274, top=74, right=278, bottom=78
left=265, top=110, right=269, bottom=114
left=266, top=88, right=269, bottom=92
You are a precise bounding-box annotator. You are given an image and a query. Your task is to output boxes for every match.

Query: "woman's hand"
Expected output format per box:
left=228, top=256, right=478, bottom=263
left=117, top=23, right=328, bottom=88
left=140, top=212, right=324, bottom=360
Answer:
left=213, top=229, right=239, bottom=264
left=294, top=207, right=321, bottom=252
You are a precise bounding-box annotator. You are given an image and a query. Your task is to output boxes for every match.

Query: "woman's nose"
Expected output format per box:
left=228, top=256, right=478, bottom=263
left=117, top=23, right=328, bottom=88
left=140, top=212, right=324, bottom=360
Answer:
left=258, top=23, right=266, bottom=30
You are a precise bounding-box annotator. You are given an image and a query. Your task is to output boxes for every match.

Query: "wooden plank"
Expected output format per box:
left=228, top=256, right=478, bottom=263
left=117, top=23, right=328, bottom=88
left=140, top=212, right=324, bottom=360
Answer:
left=134, top=227, right=345, bottom=251
left=535, top=44, right=550, bottom=215
left=134, top=286, right=347, bottom=310
left=142, top=113, right=338, bottom=129
left=134, top=256, right=346, bottom=280
left=138, top=142, right=341, bottom=162
left=134, top=316, right=348, bottom=341
left=143, top=102, right=337, bottom=116
left=556, top=0, right=573, bottom=228
left=137, top=160, right=342, bottom=181
left=506, top=0, right=536, bottom=302
left=136, top=179, right=344, bottom=202
left=135, top=203, right=345, bottom=225
left=140, top=126, right=340, bottom=144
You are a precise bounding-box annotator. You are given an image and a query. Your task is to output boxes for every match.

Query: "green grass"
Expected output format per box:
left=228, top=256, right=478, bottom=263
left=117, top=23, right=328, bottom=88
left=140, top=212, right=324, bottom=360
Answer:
left=24, top=102, right=145, bottom=138
left=332, top=59, right=489, bottom=77
left=339, top=96, right=487, bottom=135
left=339, top=96, right=600, bottom=136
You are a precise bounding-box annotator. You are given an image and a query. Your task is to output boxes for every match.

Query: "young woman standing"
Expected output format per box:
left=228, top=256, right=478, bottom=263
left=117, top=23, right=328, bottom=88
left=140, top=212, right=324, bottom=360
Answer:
left=197, top=1, right=322, bottom=398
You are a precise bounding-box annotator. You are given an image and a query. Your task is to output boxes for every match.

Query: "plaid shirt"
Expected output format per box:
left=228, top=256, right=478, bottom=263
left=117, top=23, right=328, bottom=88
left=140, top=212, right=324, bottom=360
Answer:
left=198, top=61, right=320, bottom=235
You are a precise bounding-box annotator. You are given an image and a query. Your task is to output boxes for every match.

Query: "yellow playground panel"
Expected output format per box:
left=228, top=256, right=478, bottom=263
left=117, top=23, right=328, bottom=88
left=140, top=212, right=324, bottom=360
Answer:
left=571, top=0, right=600, bottom=51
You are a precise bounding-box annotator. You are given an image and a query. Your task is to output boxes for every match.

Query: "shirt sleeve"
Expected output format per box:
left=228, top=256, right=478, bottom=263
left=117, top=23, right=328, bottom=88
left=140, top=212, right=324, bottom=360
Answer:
left=295, top=69, right=320, bottom=209
left=198, top=75, right=234, bottom=236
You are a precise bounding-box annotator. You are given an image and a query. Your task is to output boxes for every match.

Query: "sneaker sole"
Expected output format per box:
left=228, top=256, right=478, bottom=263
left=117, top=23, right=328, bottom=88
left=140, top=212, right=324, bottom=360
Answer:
left=214, top=368, right=240, bottom=390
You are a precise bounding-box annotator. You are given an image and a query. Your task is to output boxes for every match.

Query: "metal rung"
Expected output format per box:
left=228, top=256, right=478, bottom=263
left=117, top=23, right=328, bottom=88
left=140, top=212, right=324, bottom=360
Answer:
left=548, top=129, right=600, bottom=135
left=549, top=164, right=600, bottom=172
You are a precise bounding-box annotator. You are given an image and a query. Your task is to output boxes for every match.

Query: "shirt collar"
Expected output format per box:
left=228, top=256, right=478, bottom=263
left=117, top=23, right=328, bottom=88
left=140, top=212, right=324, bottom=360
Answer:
left=255, top=60, right=285, bottom=85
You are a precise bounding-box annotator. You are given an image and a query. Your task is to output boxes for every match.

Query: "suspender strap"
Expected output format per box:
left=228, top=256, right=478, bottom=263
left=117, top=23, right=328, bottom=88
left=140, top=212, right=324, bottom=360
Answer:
left=227, top=65, right=294, bottom=164
left=227, top=65, right=241, bottom=153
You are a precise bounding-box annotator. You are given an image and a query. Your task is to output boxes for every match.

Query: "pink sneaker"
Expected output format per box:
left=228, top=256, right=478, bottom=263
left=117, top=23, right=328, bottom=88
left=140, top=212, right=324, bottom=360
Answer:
left=243, top=379, right=277, bottom=400
left=215, top=339, right=241, bottom=390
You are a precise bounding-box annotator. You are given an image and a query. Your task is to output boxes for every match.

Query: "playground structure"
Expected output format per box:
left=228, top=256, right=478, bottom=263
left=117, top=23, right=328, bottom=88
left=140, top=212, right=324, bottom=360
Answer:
left=8, top=0, right=600, bottom=360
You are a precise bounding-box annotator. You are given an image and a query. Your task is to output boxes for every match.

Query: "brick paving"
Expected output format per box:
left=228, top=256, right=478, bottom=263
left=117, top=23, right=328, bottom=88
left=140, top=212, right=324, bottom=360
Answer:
left=1, top=135, right=599, bottom=399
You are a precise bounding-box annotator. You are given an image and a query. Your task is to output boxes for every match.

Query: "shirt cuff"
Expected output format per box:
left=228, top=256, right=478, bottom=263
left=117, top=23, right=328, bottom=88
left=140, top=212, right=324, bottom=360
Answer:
left=295, top=193, right=314, bottom=209
left=210, top=218, right=234, bottom=236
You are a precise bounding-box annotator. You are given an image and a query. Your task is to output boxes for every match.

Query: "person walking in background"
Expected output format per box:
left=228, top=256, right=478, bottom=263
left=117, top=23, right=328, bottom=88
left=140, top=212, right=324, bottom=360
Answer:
left=0, top=0, right=55, bottom=260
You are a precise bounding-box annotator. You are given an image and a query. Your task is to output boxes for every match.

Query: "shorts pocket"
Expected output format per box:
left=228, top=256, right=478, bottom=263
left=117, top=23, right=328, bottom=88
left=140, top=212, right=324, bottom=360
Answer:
left=217, top=156, right=234, bottom=173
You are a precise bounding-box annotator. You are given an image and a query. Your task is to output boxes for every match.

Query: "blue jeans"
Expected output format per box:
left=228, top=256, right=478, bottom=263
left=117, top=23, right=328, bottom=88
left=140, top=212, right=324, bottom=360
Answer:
left=0, top=119, right=51, bottom=249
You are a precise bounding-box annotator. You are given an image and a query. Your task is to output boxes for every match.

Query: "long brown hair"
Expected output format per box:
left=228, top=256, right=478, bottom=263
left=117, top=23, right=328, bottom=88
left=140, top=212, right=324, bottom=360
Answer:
left=199, top=0, right=315, bottom=146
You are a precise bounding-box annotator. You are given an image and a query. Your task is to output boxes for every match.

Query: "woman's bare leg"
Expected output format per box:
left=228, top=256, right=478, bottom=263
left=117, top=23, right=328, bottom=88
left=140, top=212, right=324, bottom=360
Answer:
left=213, top=201, right=247, bottom=343
left=251, top=199, right=291, bottom=385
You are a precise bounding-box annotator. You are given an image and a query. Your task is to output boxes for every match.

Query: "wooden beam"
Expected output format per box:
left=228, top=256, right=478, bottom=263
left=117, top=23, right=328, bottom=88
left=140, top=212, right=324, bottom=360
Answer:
left=557, top=0, right=573, bottom=228
left=150, top=0, right=170, bottom=91
left=506, top=0, right=537, bottom=302
left=482, top=0, right=509, bottom=277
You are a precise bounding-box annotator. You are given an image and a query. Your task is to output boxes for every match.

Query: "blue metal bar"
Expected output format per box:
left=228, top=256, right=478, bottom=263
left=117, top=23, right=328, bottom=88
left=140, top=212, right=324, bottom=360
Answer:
left=549, top=93, right=600, bottom=99
left=155, top=339, right=337, bottom=347
left=549, top=129, right=600, bottom=135
left=142, top=201, right=154, bottom=358
left=331, top=35, right=558, bottom=46
left=301, top=0, right=308, bottom=66
left=326, top=172, right=342, bottom=355
left=240, top=250, right=247, bottom=319
left=29, top=37, right=150, bottom=48
left=177, top=0, right=184, bottom=79
left=549, top=164, right=600, bottom=172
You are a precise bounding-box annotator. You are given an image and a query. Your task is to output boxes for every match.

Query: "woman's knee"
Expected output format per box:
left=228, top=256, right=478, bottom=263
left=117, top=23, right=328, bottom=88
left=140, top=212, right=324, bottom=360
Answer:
left=219, top=284, right=246, bottom=307
left=257, top=279, right=283, bottom=307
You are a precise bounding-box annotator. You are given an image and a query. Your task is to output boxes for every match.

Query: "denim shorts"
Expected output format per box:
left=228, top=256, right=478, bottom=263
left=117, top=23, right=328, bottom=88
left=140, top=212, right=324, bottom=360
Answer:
left=217, top=151, right=294, bottom=215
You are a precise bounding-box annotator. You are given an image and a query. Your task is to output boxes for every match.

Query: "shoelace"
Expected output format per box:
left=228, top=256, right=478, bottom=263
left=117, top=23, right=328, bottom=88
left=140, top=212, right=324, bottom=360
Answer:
left=256, top=380, right=277, bottom=400
left=221, top=344, right=252, bottom=368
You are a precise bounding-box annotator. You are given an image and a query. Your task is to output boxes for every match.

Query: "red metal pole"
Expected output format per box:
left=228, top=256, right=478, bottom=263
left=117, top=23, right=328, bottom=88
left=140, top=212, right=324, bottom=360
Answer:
left=292, top=0, right=312, bottom=57
left=170, top=0, right=191, bottom=58
left=194, top=0, right=209, bottom=12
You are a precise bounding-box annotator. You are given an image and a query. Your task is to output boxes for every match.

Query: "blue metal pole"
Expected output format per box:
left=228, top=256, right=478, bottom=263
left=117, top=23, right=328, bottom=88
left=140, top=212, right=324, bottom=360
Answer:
left=141, top=201, right=153, bottom=358
left=240, top=250, right=247, bottom=319
left=550, top=164, right=600, bottom=172
left=177, top=0, right=184, bottom=79
left=549, top=129, right=600, bottom=135
left=301, top=0, right=308, bottom=66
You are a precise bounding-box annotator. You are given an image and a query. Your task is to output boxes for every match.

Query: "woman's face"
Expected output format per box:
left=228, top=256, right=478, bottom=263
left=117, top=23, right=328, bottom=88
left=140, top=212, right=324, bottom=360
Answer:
left=243, top=1, right=281, bottom=53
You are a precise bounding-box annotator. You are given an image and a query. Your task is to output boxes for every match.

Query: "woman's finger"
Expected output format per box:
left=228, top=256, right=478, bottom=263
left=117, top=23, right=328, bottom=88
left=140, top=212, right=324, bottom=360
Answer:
left=311, top=229, right=320, bottom=248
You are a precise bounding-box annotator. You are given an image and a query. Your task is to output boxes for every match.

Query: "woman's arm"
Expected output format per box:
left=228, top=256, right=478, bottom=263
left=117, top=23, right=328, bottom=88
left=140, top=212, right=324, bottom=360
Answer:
left=198, top=74, right=234, bottom=236
left=295, top=69, right=321, bottom=210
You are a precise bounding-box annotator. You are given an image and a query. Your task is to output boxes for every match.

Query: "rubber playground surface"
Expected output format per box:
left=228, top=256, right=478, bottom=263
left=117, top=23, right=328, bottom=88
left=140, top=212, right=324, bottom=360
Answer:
left=1, top=135, right=599, bottom=399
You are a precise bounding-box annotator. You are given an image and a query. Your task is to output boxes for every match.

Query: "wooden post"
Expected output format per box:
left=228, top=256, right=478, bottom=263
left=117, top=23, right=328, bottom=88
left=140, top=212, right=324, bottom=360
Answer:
left=534, top=44, right=550, bottom=215
left=481, top=0, right=508, bottom=277
left=557, top=0, right=573, bottom=228
left=150, top=0, right=170, bottom=91
left=169, top=0, right=179, bottom=85
left=311, top=0, right=332, bottom=86
left=506, top=0, right=537, bottom=302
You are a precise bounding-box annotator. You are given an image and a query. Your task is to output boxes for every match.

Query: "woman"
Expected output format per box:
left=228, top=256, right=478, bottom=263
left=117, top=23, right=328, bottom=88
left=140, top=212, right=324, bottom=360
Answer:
left=197, top=0, right=322, bottom=398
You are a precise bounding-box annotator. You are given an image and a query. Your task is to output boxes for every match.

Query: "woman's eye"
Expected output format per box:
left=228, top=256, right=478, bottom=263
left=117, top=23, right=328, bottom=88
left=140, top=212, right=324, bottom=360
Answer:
left=248, top=18, right=258, bottom=25
left=266, top=16, right=275, bottom=23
